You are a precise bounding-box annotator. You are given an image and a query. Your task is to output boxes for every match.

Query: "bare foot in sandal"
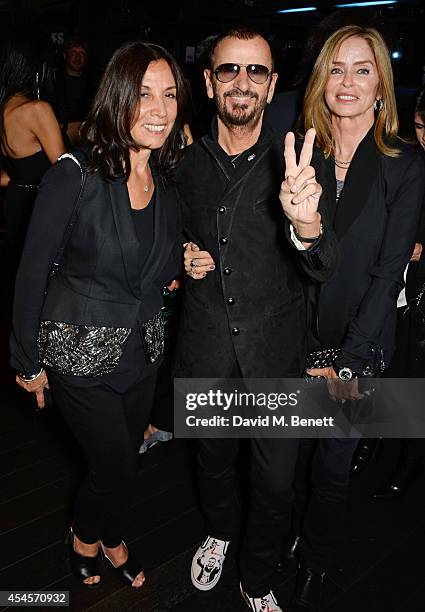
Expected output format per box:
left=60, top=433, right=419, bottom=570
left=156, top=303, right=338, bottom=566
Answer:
left=102, top=541, right=145, bottom=588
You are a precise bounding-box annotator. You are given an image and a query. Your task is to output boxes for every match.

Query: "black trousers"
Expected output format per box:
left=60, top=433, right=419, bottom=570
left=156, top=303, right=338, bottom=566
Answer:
left=197, top=436, right=299, bottom=597
left=48, top=371, right=156, bottom=548
left=293, top=435, right=358, bottom=571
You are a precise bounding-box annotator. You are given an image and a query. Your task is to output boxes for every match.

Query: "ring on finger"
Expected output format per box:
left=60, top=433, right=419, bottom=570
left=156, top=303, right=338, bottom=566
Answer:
left=190, top=259, right=196, bottom=268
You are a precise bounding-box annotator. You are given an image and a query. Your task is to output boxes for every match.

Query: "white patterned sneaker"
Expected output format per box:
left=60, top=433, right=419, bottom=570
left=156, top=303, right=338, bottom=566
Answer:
left=240, top=583, right=283, bottom=612
left=190, top=536, right=229, bottom=591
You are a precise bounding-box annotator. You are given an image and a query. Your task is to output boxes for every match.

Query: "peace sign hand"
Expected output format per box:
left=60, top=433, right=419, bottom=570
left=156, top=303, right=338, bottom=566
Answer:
left=279, top=128, right=322, bottom=239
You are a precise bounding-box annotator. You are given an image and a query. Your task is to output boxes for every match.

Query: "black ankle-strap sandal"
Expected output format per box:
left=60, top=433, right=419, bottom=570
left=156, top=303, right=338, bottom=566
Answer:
left=67, top=528, right=102, bottom=588
left=102, top=542, right=145, bottom=588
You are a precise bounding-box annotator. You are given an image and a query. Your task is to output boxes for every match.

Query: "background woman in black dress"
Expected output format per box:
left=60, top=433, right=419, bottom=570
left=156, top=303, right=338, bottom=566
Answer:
left=0, top=33, right=66, bottom=298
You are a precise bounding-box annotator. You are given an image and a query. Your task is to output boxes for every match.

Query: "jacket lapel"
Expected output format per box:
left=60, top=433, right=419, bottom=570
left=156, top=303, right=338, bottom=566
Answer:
left=333, top=126, right=381, bottom=239
left=109, top=179, right=141, bottom=299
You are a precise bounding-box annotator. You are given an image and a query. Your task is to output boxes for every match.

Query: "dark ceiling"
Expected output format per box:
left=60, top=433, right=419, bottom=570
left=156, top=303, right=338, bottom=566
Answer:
left=0, top=0, right=423, bottom=88
left=0, top=0, right=424, bottom=30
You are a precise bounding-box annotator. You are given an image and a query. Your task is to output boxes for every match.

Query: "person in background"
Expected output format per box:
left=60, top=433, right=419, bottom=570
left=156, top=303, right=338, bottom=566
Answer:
left=0, top=32, right=66, bottom=304
left=414, top=88, right=425, bottom=151
left=11, top=41, right=187, bottom=590
left=291, top=26, right=424, bottom=610
left=139, top=280, right=181, bottom=454
left=54, top=36, right=95, bottom=145
left=371, top=86, right=425, bottom=501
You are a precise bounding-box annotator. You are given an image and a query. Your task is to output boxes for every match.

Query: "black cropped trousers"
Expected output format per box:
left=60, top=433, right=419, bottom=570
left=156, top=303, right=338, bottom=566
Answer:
left=48, top=370, right=156, bottom=548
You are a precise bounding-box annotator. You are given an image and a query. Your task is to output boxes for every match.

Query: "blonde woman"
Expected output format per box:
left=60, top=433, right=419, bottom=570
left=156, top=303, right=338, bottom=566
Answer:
left=291, top=25, right=425, bottom=610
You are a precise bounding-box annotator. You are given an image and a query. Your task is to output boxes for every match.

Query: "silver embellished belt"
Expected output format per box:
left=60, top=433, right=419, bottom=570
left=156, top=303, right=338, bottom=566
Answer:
left=38, top=311, right=164, bottom=377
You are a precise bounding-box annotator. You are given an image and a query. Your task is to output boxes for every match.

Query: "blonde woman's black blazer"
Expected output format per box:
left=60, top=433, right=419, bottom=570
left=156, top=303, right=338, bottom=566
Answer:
left=309, top=127, right=425, bottom=373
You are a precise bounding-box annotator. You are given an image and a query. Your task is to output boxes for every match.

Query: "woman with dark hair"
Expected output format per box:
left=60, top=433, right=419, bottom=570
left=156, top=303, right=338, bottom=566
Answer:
left=10, top=41, right=188, bottom=588
left=0, top=32, right=66, bottom=287
left=290, top=26, right=425, bottom=609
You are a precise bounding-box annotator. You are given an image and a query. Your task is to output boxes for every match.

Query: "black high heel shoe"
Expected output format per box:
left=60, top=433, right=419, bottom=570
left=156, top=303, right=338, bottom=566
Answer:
left=67, top=528, right=102, bottom=588
left=101, top=541, right=145, bottom=588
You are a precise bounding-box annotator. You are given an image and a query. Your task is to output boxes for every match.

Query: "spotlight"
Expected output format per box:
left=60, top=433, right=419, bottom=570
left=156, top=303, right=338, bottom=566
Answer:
left=277, top=6, right=317, bottom=13
left=335, top=1, right=397, bottom=7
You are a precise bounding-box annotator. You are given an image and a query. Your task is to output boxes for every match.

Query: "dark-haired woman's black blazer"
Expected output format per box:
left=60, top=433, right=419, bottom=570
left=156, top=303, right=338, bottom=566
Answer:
left=308, top=128, right=425, bottom=374
left=10, top=155, right=181, bottom=377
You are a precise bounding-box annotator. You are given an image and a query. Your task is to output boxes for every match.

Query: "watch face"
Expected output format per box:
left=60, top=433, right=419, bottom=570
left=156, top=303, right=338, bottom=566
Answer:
left=338, top=367, right=353, bottom=381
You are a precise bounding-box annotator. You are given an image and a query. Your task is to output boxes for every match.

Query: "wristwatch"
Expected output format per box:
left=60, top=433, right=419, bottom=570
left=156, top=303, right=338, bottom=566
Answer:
left=335, top=366, right=358, bottom=381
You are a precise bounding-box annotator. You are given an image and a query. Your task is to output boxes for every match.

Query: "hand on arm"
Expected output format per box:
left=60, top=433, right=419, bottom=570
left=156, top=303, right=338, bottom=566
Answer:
left=280, top=128, right=322, bottom=247
left=183, top=242, right=215, bottom=280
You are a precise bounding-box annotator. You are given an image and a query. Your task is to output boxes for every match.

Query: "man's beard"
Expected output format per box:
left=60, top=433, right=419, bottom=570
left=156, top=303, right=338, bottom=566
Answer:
left=215, top=85, right=268, bottom=130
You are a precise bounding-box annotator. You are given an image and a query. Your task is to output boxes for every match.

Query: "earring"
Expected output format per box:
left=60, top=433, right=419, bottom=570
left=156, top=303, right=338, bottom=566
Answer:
left=35, top=72, right=40, bottom=100
left=374, top=98, right=383, bottom=112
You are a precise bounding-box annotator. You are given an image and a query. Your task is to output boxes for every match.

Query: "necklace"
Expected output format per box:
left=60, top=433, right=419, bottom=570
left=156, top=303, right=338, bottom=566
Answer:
left=334, top=160, right=351, bottom=169
left=230, top=152, right=243, bottom=167
left=142, top=168, right=152, bottom=192
left=333, top=156, right=352, bottom=169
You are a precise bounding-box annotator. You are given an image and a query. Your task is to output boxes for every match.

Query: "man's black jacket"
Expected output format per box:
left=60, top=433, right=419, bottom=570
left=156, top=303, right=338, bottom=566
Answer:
left=174, top=124, right=338, bottom=378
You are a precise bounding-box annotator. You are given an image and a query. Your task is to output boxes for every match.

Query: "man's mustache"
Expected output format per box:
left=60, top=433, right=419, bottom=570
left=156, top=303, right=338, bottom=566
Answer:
left=224, top=89, right=258, bottom=99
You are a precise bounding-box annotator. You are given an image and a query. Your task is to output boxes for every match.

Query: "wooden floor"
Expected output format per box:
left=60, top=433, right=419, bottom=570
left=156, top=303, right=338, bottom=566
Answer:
left=1, top=319, right=424, bottom=612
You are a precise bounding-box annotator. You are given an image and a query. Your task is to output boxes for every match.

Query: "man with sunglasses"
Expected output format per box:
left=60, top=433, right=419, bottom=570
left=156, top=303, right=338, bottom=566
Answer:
left=175, top=26, right=337, bottom=612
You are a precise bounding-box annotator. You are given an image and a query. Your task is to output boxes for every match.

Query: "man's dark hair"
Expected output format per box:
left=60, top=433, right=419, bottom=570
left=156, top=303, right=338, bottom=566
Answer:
left=81, top=41, right=189, bottom=182
left=207, top=26, right=274, bottom=70
left=63, top=36, right=88, bottom=53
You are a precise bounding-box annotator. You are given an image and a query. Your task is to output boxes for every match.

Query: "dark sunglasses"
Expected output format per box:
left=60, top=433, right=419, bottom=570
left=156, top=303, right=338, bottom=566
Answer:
left=213, top=63, right=272, bottom=84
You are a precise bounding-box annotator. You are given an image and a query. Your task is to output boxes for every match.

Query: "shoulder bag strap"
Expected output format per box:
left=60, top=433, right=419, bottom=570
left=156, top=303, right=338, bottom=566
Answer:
left=50, top=153, right=87, bottom=277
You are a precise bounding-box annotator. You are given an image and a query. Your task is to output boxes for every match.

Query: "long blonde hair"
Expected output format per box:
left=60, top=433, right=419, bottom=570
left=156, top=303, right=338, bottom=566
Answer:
left=303, top=25, right=399, bottom=158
